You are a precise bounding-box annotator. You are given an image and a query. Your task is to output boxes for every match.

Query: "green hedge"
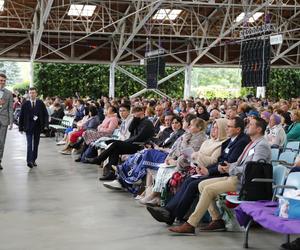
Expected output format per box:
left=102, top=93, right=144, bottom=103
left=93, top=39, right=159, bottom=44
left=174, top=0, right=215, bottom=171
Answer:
left=267, top=69, right=300, bottom=99
left=13, top=81, right=30, bottom=95
left=33, top=63, right=184, bottom=98
left=33, top=63, right=300, bottom=99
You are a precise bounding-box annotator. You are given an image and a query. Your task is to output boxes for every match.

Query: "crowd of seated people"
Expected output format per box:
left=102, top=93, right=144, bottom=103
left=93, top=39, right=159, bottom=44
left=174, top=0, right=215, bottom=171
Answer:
left=31, top=94, right=300, bottom=249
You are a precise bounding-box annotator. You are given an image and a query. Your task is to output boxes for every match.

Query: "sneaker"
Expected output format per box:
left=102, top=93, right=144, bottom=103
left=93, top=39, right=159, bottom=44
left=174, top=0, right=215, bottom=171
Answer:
left=103, top=180, right=123, bottom=191
left=199, top=219, right=226, bottom=232
left=56, top=140, right=66, bottom=146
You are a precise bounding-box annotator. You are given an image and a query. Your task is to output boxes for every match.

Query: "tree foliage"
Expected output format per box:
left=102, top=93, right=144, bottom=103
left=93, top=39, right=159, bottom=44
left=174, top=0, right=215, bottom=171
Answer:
left=0, top=62, right=22, bottom=85
left=13, top=81, right=30, bottom=94
left=34, top=63, right=184, bottom=98
left=192, top=68, right=241, bottom=86
left=267, top=69, right=300, bottom=99
left=33, top=63, right=300, bottom=100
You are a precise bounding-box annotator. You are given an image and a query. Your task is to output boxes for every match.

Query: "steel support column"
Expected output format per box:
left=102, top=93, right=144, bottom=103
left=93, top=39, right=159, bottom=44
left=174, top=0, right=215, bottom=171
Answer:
left=109, top=63, right=116, bottom=98
left=30, top=60, right=34, bottom=87
left=184, top=65, right=192, bottom=99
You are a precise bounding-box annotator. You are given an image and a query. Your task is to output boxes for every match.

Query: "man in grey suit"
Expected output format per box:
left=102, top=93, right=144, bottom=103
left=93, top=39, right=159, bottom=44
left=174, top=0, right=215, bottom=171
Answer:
left=169, top=116, right=271, bottom=234
left=0, top=73, right=13, bottom=170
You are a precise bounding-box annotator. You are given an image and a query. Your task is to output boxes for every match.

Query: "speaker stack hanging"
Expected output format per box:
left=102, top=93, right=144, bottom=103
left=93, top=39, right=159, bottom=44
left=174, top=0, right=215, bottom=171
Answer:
left=145, top=49, right=165, bottom=89
left=240, top=24, right=273, bottom=88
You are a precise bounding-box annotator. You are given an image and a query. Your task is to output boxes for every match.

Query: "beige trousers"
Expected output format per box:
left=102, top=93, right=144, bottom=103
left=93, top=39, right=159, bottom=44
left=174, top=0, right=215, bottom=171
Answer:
left=188, top=176, right=238, bottom=227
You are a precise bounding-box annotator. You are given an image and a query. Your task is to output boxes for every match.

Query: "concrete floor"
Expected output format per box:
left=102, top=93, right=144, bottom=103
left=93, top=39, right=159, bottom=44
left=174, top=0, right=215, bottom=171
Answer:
left=0, top=128, right=297, bottom=250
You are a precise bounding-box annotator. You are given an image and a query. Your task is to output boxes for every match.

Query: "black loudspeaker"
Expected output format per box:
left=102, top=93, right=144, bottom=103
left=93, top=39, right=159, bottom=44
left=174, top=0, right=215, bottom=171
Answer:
left=146, top=56, right=165, bottom=89
left=241, top=37, right=271, bottom=87
left=158, top=56, right=165, bottom=77
left=146, top=57, right=158, bottom=89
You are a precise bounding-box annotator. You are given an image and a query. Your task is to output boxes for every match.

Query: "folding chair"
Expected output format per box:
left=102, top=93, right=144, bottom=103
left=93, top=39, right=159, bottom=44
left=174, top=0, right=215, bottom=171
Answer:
left=240, top=172, right=300, bottom=248
left=284, top=141, right=300, bottom=153
left=272, top=151, right=297, bottom=167
left=271, top=148, right=280, bottom=161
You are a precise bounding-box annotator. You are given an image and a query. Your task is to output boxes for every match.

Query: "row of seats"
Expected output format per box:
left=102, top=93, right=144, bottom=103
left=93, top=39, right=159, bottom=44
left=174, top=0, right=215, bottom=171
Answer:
left=239, top=170, right=300, bottom=248
left=271, top=141, right=300, bottom=166
left=225, top=146, right=300, bottom=248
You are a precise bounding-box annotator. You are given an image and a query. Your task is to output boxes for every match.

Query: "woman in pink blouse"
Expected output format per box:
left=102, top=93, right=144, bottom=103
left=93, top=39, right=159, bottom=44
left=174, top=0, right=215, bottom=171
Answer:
left=83, top=106, right=119, bottom=145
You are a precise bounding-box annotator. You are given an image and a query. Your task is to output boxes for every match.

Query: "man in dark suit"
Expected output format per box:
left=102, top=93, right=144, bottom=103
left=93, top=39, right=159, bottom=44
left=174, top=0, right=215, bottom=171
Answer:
left=152, top=105, right=164, bottom=135
left=89, top=106, right=155, bottom=181
left=0, top=73, right=13, bottom=170
left=19, top=87, right=49, bottom=168
left=168, top=117, right=271, bottom=234
left=147, top=117, right=250, bottom=225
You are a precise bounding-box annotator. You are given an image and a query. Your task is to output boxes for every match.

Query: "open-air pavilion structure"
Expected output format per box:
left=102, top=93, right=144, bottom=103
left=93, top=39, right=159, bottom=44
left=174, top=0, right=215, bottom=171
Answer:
left=0, top=0, right=300, bottom=98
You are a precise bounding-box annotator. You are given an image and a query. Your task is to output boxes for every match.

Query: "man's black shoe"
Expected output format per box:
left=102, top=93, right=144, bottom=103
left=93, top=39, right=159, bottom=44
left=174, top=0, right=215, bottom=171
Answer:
left=0, top=164, right=3, bottom=170
left=280, top=238, right=300, bottom=250
left=146, top=206, right=175, bottom=225
left=75, top=157, right=81, bottom=162
left=33, top=162, right=37, bottom=167
left=27, top=162, right=34, bottom=168
left=85, top=157, right=98, bottom=164
left=99, top=172, right=116, bottom=181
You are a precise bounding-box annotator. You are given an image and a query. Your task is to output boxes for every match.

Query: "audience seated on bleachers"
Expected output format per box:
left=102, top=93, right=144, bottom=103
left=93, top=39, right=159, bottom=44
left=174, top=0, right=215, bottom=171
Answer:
left=17, top=91, right=300, bottom=249
left=87, top=106, right=155, bottom=181
left=59, top=106, right=100, bottom=155
left=75, top=103, right=133, bottom=163
left=146, top=117, right=250, bottom=225
left=168, top=117, right=271, bottom=234
left=103, top=115, right=186, bottom=193
left=286, top=110, right=300, bottom=142
left=265, top=114, right=286, bottom=147
left=74, top=99, right=85, bottom=122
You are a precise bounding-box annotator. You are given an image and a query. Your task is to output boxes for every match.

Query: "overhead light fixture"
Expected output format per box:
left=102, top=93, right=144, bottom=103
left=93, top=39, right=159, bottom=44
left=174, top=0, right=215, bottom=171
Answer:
left=68, top=4, right=96, bottom=17
left=235, top=12, right=264, bottom=23
left=153, top=9, right=182, bottom=21
left=0, top=0, right=5, bottom=11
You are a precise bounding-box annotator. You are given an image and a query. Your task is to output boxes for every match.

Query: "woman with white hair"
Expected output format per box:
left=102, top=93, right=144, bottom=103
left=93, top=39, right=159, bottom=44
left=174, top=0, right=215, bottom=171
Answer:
left=265, top=113, right=286, bottom=147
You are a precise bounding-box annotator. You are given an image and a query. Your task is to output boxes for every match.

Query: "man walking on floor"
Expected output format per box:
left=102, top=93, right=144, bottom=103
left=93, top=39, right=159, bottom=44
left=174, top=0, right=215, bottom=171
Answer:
left=19, top=87, right=49, bottom=168
left=0, top=73, right=13, bottom=170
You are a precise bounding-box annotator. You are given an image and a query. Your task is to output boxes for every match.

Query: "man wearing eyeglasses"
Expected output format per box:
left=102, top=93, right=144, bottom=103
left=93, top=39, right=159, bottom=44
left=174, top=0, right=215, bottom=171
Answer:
left=147, top=117, right=249, bottom=225
left=168, top=117, right=271, bottom=234
left=0, top=73, right=13, bottom=170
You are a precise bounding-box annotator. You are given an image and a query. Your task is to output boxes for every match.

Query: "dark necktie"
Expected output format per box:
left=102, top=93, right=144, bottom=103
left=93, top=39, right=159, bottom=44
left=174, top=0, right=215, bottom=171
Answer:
left=32, top=101, right=35, bottom=109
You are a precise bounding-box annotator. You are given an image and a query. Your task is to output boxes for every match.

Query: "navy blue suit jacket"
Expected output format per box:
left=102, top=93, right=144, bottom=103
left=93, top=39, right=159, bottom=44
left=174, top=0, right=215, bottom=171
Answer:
left=19, top=99, right=49, bottom=133
left=208, top=133, right=250, bottom=176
